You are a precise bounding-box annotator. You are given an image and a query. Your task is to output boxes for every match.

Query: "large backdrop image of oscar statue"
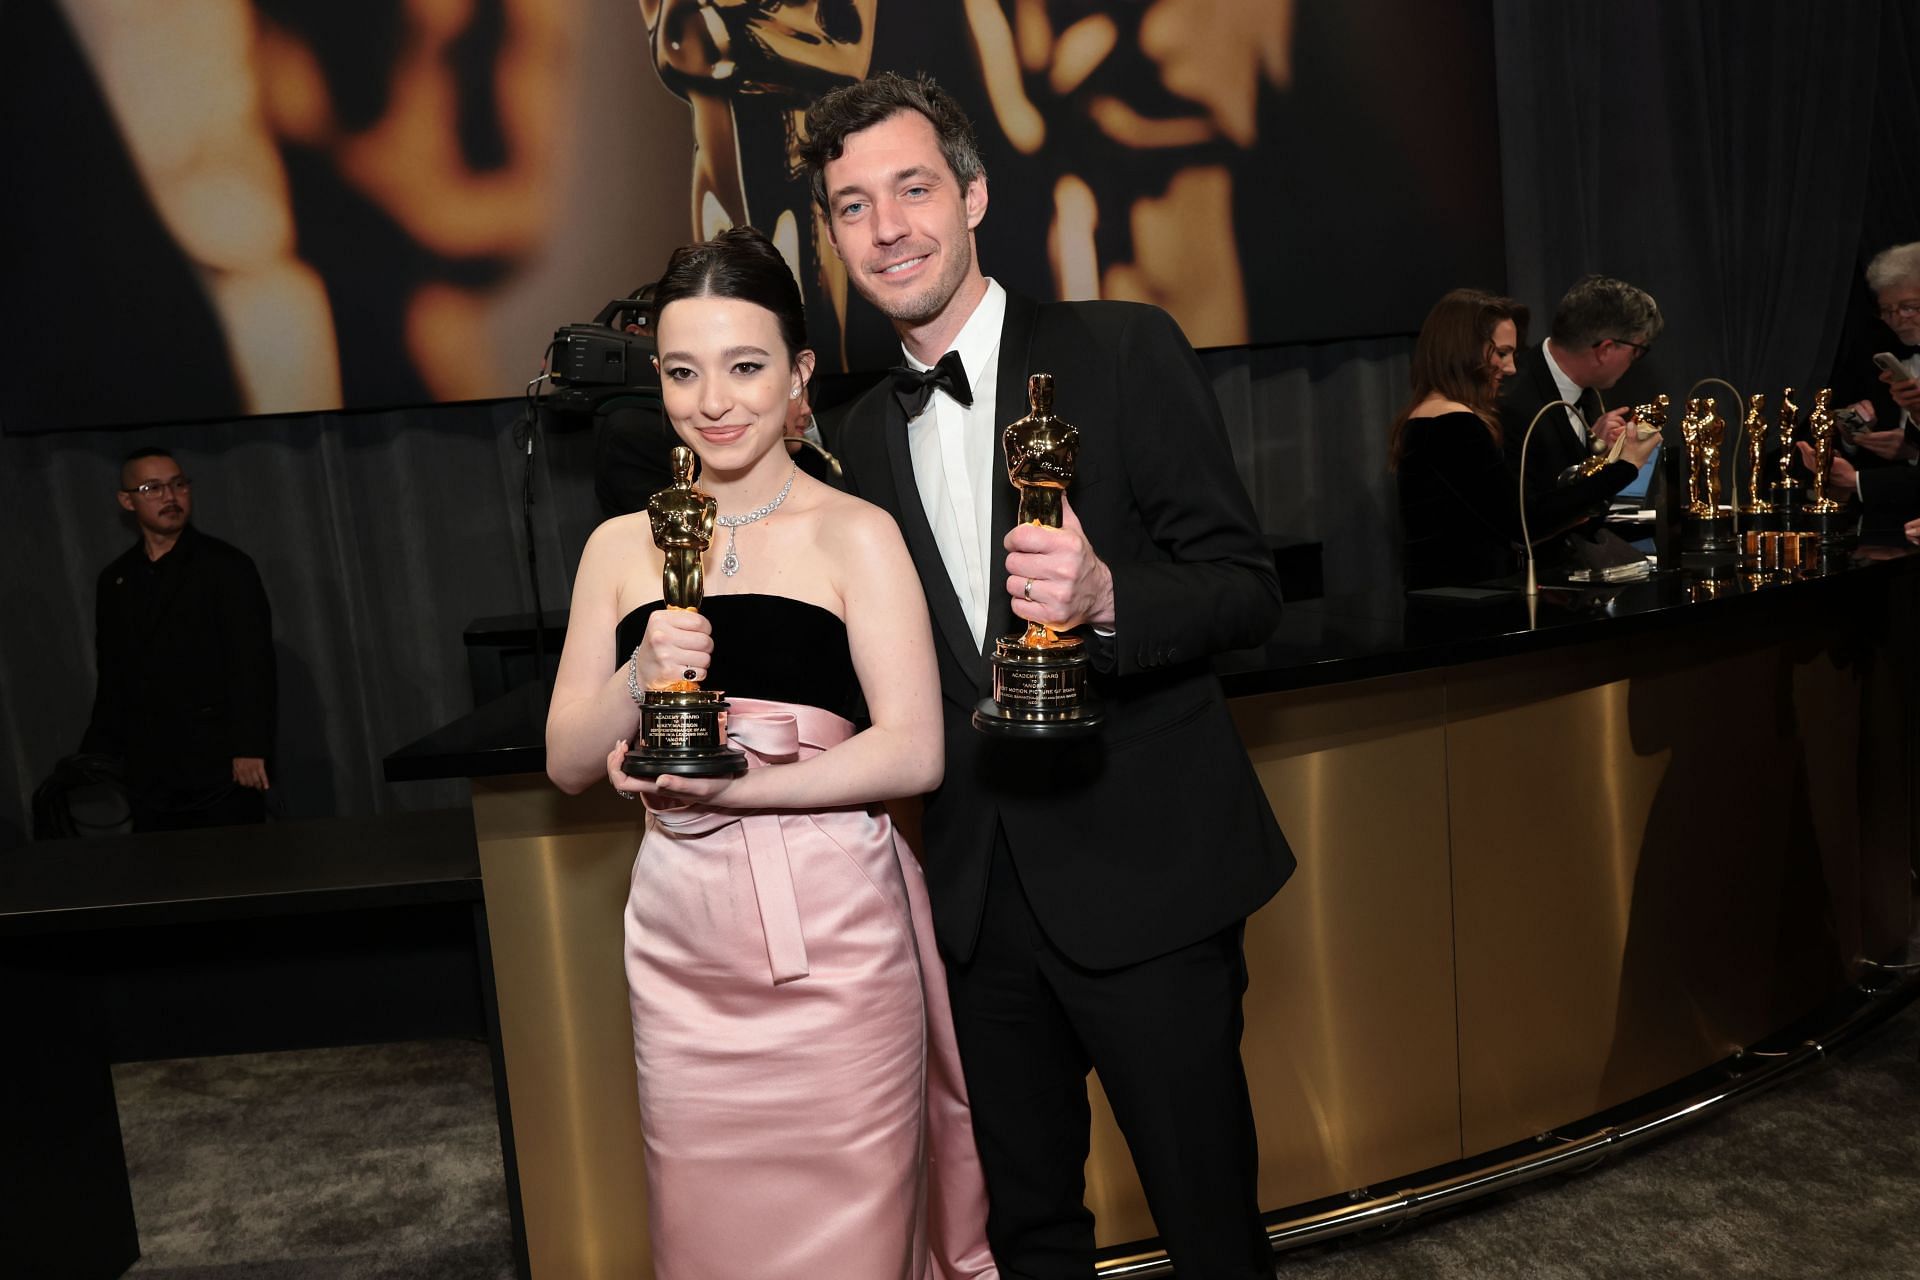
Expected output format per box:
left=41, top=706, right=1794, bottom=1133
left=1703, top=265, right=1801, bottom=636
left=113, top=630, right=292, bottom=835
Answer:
left=1, top=0, right=1502, bottom=434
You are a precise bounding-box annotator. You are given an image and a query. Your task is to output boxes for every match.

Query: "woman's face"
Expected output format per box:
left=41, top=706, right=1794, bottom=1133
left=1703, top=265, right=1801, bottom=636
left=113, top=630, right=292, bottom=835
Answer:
left=655, top=295, right=812, bottom=474
left=1483, top=318, right=1518, bottom=396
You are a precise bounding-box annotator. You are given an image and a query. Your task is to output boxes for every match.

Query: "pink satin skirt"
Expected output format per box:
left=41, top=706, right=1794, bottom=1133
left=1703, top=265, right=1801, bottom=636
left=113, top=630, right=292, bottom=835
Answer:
left=625, top=698, right=998, bottom=1280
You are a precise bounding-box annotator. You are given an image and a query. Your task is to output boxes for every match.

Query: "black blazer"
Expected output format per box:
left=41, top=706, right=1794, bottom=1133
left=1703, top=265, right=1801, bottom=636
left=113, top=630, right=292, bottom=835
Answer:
left=82, top=525, right=275, bottom=787
left=1500, top=344, right=1609, bottom=496
left=1498, top=344, right=1641, bottom=547
left=835, top=292, right=1293, bottom=969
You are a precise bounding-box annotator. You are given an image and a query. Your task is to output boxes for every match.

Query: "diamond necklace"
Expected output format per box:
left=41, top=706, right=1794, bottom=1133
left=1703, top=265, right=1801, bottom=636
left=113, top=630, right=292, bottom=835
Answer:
left=715, top=464, right=797, bottom=576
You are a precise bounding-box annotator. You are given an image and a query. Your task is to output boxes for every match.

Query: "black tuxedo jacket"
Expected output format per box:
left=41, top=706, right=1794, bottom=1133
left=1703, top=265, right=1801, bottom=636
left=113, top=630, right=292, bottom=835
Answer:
left=835, top=292, right=1292, bottom=970
left=82, top=525, right=275, bottom=788
left=1499, top=343, right=1609, bottom=497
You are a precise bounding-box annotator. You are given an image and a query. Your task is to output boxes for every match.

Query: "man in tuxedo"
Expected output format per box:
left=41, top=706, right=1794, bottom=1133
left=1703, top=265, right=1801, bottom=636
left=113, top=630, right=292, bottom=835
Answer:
left=1804, top=244, right=1920, bottom=530
left=82, top=448, right=275, bottom=831
left=1499, top=274, right=1663, bottom=525
left=801, top=73, right=1291, bottom=1278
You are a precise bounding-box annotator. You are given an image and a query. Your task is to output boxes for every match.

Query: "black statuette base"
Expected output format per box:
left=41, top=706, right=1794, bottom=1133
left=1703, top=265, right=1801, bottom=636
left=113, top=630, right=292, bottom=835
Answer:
left=1799, top=507, right=1855, bottom=546
left=973, top=636, right=1103, bottom=739
left=624, top=690, right=747, bottom=778
left=1682, top=513, right=1735, bottom=553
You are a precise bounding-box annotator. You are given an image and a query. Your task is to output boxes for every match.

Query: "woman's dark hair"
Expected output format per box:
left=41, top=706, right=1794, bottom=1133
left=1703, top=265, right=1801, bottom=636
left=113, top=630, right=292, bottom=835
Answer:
left=652, top=225, right=808, bottom=358
left=1387, top=288, right=1529, bottom=470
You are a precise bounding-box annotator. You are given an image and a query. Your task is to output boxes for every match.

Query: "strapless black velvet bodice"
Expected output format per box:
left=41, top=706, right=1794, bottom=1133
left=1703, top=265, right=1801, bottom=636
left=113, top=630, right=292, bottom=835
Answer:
left=615, top=593, right=864, bottom=726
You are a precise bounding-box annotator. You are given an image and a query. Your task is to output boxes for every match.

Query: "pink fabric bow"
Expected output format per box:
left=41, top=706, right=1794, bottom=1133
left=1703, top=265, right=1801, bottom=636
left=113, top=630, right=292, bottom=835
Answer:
left=645, top=700, right=852, bottom=985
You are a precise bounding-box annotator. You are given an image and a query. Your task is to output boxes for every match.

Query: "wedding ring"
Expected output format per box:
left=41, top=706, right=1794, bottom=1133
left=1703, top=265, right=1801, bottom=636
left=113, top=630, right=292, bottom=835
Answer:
left=683, top=667, right=697, bottom=681
left=616, top=789, right=636, bottom=800
left=1022, top=578, right=1034, bottom=601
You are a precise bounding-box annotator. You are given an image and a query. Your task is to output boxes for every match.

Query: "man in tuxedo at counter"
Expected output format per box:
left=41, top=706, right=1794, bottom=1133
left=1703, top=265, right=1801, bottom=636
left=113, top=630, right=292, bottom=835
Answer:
left=83, top=448, right=275, bottom=831
left=1500, top=274, right=1665, bottom=522
left=1797, top=242, right=1920, bottom=529
left=800, top=72, right=1291, bottom=1279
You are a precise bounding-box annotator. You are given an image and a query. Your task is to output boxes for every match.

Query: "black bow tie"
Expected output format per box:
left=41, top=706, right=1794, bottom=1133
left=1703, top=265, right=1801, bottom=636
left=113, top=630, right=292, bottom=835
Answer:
left=890, top=350, right=973, bottom=419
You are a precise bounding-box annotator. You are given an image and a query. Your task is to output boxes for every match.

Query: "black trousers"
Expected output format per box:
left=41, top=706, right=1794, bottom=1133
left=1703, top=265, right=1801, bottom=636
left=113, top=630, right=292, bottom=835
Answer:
left=946, top=834, right=1271, bottom=1279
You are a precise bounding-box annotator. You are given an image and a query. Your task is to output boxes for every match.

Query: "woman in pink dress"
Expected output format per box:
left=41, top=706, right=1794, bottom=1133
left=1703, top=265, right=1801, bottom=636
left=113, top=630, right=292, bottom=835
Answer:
left=546, top=226, right=997, bottom=1280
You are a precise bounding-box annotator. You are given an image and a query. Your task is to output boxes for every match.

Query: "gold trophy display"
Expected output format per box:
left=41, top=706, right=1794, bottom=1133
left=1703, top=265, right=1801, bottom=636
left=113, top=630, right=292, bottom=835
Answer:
left=1800, top=387, right=1850, bottom=544
left=1562, top=394, right=1665, bottom=482
left=1632, top=394, right=1671, bottom=443
left=1772, top=387, right=1801, bottom=515
left=1681, top=397, right=1734, bottom=553
left=623, top=445, right=747, bottom=777
left=1738, top=393, right=1778, bottom=521
left=972, top=374, right=1105, bottom=738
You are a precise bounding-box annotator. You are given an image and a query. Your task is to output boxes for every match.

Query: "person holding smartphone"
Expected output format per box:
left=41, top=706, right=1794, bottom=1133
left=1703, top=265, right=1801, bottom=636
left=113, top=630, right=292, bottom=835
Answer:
left=1819, top=243, right=1920, bottom=531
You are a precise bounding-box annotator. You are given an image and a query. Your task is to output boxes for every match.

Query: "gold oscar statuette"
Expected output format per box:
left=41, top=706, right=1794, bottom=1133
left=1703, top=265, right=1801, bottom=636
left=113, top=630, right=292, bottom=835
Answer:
left=624, top=445, right=747, bottom=778
left=1700, top=397, right=1726, bottom=512
left=1773, top=386, right=1801, bottom=510
left=1802, top=387, right=1845, bottom=515
left=972, top=373, right=1105, bottom=738
left=1681, top=397, right=1711, bottom=516
left=1739, top=393, right=1776, bottom=515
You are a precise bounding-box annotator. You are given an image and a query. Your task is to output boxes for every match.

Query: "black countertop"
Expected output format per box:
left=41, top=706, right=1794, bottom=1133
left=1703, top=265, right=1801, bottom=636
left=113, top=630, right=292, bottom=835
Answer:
left=0, top=809, right=480, bottom=935
left=385, top=547, right=1920, bottom=783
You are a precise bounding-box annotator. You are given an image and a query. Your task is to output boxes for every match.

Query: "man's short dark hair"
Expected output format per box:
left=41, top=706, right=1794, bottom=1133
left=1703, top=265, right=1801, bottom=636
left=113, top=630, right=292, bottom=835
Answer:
left=799, top=72, right=985, bottom=215
left=122, top=446, right=173, bottom=467
left=1550, top=275, right=1664, bottom=349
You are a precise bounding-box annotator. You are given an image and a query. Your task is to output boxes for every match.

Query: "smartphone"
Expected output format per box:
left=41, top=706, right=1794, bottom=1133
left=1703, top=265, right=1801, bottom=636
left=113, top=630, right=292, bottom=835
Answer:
left=1874, top=351, right=1912, bottom=381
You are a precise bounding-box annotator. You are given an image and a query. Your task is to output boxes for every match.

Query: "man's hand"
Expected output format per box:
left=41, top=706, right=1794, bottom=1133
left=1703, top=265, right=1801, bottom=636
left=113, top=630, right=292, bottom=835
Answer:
left=1592, top=405, right=1634, bottom=445
left=1880, top=369, right=1920, bottom=413
left=1852, top=427, right=1910, bottom=461
left=1003, top=494, right=1116, bottom=632
left=1798, top=441, right=1857, bottom=495
left=233, top=757, right=270, bottom=790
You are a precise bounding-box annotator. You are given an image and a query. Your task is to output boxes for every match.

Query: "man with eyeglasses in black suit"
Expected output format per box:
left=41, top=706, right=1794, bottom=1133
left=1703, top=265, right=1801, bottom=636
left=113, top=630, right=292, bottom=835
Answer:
left=1499, top=275, right=1664, bottom=510
left=81, top=447, right=275, bottom=831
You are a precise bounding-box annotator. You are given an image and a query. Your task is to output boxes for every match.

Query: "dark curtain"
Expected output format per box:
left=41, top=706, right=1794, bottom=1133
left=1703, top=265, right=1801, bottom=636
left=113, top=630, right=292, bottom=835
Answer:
left=1495, top=1, right=1883, bottom=407
left=1861, top=3, right=1920, bottom=262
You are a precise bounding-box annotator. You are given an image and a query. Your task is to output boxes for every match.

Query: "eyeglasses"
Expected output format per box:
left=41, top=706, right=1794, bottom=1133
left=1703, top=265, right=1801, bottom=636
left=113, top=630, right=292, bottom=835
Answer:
left=1597, top=337, right=1652, bottom=360
left=123, top=476, right=193, bottom=499
left=1877, top=301, right=1920, bottom=322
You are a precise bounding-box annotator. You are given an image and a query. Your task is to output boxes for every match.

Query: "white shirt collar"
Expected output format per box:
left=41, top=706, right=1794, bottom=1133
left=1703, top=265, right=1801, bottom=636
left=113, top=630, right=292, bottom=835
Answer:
left=904, top=278, right=1006, bottom=398
left=1543, top=339, right=1586, bottom=405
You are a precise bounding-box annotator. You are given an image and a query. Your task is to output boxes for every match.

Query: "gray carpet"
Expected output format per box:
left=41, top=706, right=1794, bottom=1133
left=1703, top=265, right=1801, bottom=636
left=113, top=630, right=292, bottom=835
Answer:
left=111, top=1003, right=1920, bottom=1279
left=117, top=1040, right=514, bottom=1279
left=1279, top=996, right=1920, bottom=1280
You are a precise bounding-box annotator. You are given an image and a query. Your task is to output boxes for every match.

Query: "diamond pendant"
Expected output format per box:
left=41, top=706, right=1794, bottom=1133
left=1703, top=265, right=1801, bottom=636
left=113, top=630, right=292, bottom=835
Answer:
left=722, top=551, right=740, bottom=576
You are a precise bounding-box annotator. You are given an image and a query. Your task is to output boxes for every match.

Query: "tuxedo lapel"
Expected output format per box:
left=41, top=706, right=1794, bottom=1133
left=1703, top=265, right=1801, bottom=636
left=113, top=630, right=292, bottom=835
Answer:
left=877, top=393, right=989, bottom=690
left=984, top=293, right=1039, bottom=647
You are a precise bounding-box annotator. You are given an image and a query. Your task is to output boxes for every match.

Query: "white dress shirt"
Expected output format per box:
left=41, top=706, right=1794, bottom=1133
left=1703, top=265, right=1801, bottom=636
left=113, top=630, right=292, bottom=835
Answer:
left=904, top=279, right=1007, bottom=652
left=1542, top=340, right=1590, bottom=444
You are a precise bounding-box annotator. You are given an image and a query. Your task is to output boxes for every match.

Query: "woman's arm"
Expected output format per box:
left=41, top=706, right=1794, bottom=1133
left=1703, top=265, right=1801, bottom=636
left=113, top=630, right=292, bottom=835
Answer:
left=627, top=502, right=942, bottom=809
left=546, top=520, right=712, bottom=793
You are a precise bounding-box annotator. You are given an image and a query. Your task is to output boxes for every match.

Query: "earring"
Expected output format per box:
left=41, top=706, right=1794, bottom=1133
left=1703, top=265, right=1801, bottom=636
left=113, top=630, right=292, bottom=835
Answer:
left=790, top=385, right=800, bottom=400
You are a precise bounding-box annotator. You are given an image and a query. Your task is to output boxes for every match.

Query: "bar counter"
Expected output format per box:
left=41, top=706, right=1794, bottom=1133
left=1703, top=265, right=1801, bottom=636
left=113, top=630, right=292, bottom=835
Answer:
left=388, top=548, right=1920, bottom=1278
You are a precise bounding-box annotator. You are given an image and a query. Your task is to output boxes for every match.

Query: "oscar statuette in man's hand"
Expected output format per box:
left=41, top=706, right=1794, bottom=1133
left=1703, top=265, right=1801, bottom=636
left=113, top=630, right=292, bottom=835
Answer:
left=973, top=374, right=1105, bottom=738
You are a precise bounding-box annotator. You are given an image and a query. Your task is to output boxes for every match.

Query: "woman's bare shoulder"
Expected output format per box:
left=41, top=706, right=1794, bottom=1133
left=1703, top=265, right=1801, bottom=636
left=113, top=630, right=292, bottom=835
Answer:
left=1407, top=396, right=1477, bottom=420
